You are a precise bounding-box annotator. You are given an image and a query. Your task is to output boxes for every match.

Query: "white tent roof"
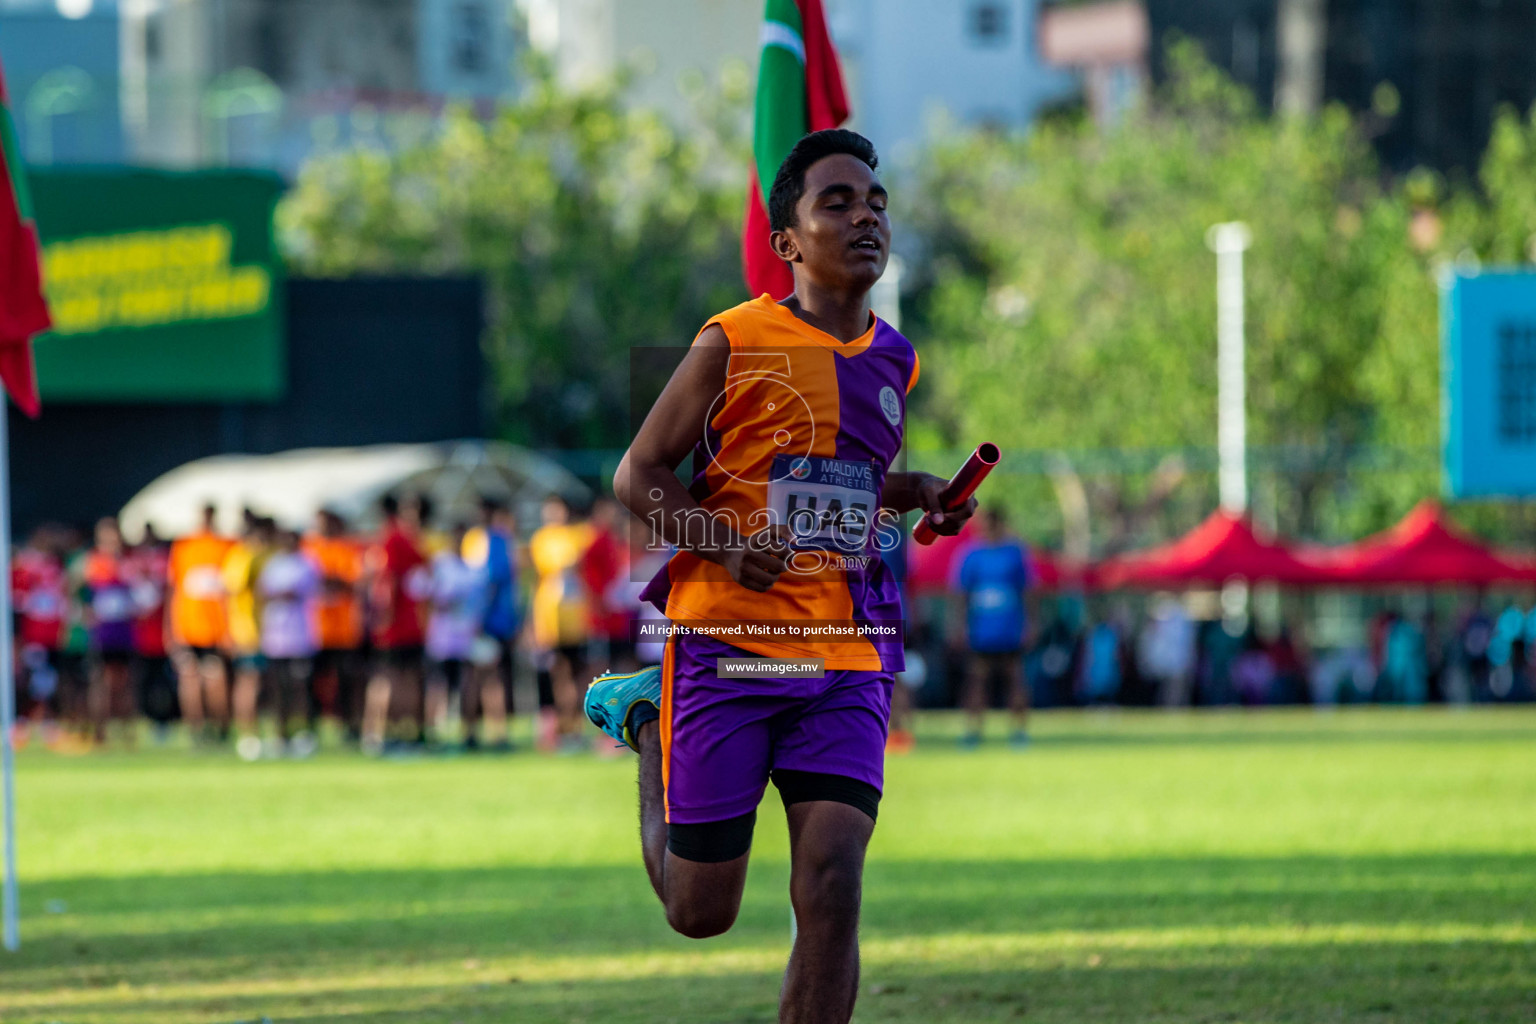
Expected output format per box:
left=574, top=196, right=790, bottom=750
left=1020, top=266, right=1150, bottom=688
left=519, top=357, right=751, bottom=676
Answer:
left=119, top=440, right=590, bottom=540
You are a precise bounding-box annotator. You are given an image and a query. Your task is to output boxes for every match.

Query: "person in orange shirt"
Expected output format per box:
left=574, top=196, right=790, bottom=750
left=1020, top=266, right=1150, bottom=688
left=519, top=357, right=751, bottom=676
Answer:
left=167, top=503, right=234, bottom=742
left=305, top=509, right=365, bottom=742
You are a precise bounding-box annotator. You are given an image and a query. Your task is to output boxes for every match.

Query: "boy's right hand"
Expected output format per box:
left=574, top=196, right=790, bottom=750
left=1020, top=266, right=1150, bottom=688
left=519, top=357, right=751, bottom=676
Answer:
left=720, top=525, right=793, bottom=593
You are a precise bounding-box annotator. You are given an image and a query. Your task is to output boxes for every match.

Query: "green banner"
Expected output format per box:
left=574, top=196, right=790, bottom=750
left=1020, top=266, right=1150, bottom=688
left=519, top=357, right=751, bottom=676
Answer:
left=28, top=168, right=285, bottom=401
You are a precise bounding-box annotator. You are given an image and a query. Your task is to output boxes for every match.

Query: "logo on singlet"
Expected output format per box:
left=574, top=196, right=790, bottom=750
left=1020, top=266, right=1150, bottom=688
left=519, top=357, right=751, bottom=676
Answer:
left=879, top=386, right=901, bottom=426
left=789, top=457, right=813, bottom=480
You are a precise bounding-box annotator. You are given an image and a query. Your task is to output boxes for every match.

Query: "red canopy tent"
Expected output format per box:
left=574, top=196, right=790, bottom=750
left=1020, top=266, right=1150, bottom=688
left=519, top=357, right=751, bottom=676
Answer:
left=1094, top=510, right=1333, bottom=589
left=1311, top=501, right=1536, bottom=586
left=904, top=520, right=975, bottom=597
left=1028, top=547, right=1093, bottom=590
left=906, top=524, right=1091, bottom=592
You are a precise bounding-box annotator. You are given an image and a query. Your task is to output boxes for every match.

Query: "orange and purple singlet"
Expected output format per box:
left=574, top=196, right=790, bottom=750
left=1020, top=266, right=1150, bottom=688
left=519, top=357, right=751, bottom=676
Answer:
left=639, top=293, right=919, bottom=825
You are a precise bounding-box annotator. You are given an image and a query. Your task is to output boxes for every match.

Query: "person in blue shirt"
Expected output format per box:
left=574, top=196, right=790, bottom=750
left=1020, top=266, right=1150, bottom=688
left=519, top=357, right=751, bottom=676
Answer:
left=953, top=507, right=1032, bottom=746
left=462, top=497, right=519, bottom=750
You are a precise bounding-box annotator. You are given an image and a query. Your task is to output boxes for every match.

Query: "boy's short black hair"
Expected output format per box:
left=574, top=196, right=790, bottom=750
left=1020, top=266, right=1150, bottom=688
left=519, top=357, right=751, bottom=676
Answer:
left=768, top=129, right=879, bottom=234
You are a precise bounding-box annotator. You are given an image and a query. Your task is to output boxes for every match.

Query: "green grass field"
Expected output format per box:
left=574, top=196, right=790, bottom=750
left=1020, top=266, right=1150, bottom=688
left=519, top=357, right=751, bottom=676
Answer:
left=3, top=708, right=1534, bottom=1023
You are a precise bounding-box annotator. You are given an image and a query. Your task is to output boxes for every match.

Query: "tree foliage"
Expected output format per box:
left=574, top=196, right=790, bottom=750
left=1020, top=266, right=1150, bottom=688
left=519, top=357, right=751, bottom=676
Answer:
left=279, top=62, right=750, bottom=450
left=902, top=43, right=1479, bottom=549
left=278, top=47, right=1536, bottom=547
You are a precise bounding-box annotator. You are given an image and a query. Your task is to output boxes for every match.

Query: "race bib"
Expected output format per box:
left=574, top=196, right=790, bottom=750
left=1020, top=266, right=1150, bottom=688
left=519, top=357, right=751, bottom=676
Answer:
left=182, top=565, right=224, bottom=600
left=93, top=588, right=134, bottom=622
left=23, top=591, right=62, bottom=618
left=131, top=580, right=163, bottom=613
left=973, top=584, right=1013, bottom=611
left=767, top=454, right=878, bottom=552
left=403, top=565, right=433, bottom=602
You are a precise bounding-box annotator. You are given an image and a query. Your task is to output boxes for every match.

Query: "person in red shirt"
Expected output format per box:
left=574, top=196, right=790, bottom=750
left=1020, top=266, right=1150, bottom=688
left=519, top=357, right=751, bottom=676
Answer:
left=12, top=525, right=69, bottom=730
left=361, top=494, right=429, bottom=752
left=580, top=497, right=637, bottom=676
left=126, top=523, right=177, bottom=735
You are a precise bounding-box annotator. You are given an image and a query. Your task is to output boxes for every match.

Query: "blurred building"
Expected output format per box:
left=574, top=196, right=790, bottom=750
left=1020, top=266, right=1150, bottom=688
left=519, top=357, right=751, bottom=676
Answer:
left=0, top=0, right=126, bottom=164
left=1037, top=0, right=1148, bottom=126
left=827, top=0, right=1076, bottom=164
left=1323, top=0, right=1536, bottom=175
left=520, top=1, right=1077, bottom=162
left=115, top=0, right=518, bottom=173
left=1137, top=0, right=1536, bottom=175
left=517, top=0, right=757, bottom=121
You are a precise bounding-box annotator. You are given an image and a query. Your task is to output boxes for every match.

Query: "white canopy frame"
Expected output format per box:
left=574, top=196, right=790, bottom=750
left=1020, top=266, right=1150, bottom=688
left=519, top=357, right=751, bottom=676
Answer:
left=118, top=440, right=591, bottom=539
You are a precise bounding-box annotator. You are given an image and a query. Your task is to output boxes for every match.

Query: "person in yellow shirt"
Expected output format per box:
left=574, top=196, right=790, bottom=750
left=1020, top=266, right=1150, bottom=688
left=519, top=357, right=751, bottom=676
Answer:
left=404, top=494, right=449, bottom=558
left=167, top=503, right=234, bottom=743
left=224, top=516, right=276, bottom=758
left=528, top=495, right=594, bottom=747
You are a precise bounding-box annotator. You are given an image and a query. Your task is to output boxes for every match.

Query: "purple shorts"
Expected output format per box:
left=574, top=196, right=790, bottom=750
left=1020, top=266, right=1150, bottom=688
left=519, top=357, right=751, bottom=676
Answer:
left=661, top=630, right=893, bottom=825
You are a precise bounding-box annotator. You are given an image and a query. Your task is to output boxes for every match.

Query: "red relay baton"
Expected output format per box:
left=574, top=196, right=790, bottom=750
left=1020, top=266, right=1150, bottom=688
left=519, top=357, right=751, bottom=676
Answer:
left=911, top=443, right=1000, bottom=546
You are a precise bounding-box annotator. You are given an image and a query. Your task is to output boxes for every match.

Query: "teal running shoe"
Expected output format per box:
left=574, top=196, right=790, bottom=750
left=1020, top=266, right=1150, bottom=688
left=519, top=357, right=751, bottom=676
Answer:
left=584, top=666, right=663, bottom=752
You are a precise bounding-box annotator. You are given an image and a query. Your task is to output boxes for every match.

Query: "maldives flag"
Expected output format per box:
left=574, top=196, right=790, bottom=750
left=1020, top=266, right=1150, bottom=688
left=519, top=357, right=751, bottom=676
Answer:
left=744, top=0, right=850, bottom=300
left=0, top=56, right=49, bottom=418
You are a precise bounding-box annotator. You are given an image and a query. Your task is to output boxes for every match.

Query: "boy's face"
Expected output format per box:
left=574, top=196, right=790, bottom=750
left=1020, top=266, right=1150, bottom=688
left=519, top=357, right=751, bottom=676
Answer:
left=774, top=153, right=890, bottom=294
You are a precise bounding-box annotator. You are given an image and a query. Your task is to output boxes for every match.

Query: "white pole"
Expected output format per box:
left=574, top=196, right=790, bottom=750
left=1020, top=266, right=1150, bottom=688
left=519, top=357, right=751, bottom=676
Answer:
left=0, top=400, right=18, bottom=951
left=1207, top=222, right=1252, bottom=514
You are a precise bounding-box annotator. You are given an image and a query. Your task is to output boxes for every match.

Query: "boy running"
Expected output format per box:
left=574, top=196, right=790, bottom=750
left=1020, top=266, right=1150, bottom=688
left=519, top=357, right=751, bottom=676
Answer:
left=585, top=130, right=972, bottom=1024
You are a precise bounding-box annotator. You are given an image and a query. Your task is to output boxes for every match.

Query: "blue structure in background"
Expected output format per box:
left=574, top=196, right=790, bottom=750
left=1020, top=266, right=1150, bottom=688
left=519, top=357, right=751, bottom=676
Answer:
left=0, top=4, right=124, bottom=165
left=1442, top=270, right=1536, bottom=498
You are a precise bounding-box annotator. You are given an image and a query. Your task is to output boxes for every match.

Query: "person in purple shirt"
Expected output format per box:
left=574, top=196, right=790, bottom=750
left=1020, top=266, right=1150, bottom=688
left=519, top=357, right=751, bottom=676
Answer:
left=81, top=517, right=137, bottom=745
left=258, top=529, right=321, bottom=756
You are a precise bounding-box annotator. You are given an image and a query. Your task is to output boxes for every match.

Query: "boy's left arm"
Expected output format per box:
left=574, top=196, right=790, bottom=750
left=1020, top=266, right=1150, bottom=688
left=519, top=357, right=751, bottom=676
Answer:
left=883, top=472, right=977, bottom=537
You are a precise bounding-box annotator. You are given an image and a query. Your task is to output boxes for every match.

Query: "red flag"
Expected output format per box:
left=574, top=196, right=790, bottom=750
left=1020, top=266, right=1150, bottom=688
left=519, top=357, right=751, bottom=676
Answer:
left=0, top=56, right=50, bottom=418
left=743, top=0, right=851, bottom=300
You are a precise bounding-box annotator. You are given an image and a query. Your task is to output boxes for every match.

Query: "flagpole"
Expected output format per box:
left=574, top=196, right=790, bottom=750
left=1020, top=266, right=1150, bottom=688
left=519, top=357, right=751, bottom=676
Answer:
left=0, top=399, right=18, bottom=951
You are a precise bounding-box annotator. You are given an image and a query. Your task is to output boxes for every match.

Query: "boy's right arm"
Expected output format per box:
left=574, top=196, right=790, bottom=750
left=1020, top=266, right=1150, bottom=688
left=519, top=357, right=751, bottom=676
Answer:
left=613, top=324, right=789, bottom=594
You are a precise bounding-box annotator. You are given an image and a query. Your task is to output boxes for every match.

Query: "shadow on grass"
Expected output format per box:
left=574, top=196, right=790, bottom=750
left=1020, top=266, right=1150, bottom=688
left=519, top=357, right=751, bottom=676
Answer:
left=8, top=852, right=1534, bottom=982
left=11, top=938, right=1536, bottom=1024
left=942, top=723, right=1536, bottom=750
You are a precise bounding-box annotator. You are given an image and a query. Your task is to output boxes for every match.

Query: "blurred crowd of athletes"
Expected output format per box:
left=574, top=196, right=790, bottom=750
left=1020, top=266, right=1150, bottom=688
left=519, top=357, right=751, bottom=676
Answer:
left=11, top=493, right=1532, bottom=759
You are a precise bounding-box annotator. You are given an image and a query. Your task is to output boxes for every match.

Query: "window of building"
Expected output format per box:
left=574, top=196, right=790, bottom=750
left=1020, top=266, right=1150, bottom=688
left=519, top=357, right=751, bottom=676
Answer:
left=144, top=15, right=161, bottom=63
left=452, top=2, right=490, bottom=74
left=256, top=16, right=284, bottom=81
left=1499, top=320, right=1536, bottom=443
left=968, top=2, right=1009, bottom=46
